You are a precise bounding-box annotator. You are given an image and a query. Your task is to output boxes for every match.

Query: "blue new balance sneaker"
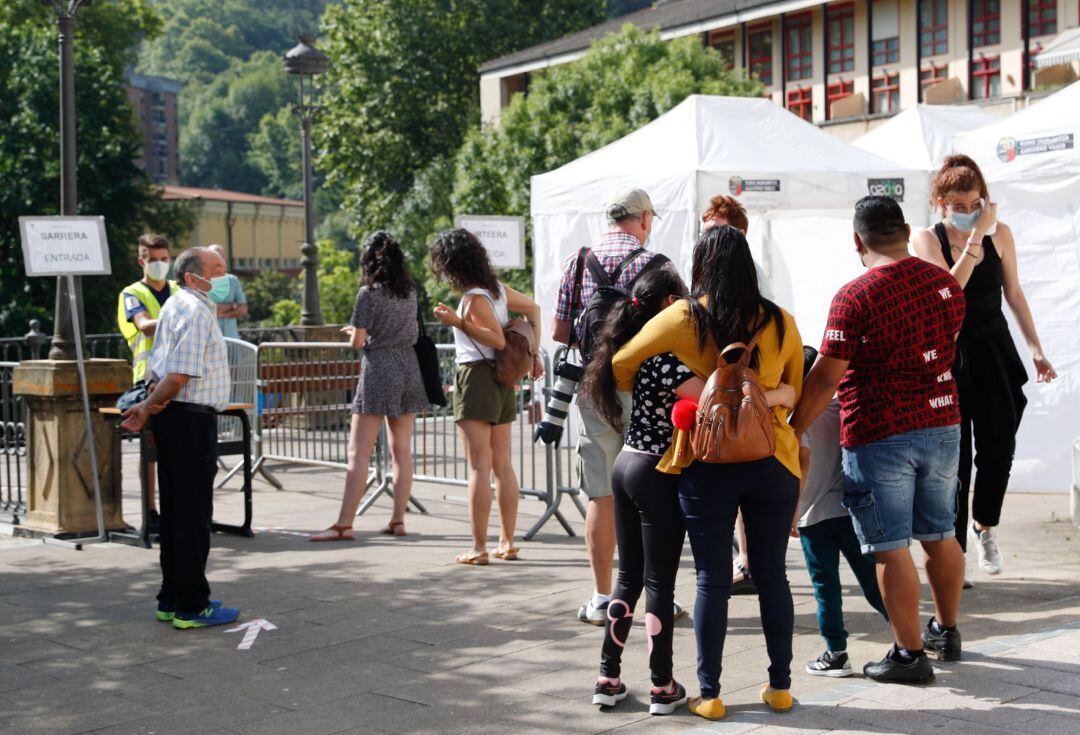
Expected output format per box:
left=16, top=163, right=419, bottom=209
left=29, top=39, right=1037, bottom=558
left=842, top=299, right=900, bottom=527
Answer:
left=172, top=604, right=240, bottom=630
left=156, top=599, right=222, bottom=623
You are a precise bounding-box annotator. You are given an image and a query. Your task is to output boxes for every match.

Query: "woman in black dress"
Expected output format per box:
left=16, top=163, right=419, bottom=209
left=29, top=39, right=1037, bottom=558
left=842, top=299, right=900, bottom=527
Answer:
left=913, top=154, right=1056, bottom=582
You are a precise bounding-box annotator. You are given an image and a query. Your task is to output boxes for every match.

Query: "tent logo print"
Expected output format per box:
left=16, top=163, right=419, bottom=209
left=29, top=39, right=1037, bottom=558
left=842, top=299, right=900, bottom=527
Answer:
left=867, top=178, right=905, bottom=202
left=997, top=137, right=1018, bottom=163
left=729, top=176, right=781, bottom=196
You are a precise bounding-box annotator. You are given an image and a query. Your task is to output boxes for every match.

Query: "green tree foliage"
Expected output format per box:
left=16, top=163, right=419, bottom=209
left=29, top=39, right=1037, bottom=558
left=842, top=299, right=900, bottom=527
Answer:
left=450, top=26, right=761, bottom=294
left=313, top=240, right=360, bottom=326
left=138, top=0, right=328, bottom=86
left=180, top=52, right=291, bottom=193
left=248, top=106, right=303, bottom=200
left=0, top=1, right=192, bottom=336
left=318, top=0, right=606, bottom=265
left=138, top=0, right=329, bottom=197
left=242, top=269, right=298, bottom=323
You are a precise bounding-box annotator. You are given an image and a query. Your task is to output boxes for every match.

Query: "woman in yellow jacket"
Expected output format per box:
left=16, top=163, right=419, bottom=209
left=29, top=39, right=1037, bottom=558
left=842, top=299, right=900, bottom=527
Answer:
left=612, top=225, right=804, bottom=720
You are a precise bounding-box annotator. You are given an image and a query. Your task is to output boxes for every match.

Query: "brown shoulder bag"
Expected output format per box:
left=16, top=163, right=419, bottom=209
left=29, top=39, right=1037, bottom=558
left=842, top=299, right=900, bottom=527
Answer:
left=691, top=334, right=776, bottom=463
left=468, top=292, right=537, bottom=389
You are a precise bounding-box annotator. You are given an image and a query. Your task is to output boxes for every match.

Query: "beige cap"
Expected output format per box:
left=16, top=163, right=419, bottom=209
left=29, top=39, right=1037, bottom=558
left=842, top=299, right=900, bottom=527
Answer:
left=606, top=188, right=661, bottom=220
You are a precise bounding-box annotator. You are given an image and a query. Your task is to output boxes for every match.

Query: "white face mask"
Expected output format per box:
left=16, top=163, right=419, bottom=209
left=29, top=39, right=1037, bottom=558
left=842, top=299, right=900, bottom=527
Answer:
left=145, top=261, right=170, bottom=281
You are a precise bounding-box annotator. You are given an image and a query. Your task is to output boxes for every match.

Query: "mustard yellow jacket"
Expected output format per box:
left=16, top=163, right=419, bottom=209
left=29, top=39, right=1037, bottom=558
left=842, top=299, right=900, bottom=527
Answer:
left=612, top=298, right=804, bottom=478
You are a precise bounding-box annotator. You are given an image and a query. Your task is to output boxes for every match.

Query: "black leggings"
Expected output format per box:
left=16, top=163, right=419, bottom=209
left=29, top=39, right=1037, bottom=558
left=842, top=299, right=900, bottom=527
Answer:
left=955, top=388, right=1016, bottom=551
left=600, top=451, right=686, bottom=687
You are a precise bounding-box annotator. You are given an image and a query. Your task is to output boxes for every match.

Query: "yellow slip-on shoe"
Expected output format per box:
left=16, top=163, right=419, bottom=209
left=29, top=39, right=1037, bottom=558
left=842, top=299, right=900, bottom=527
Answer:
left=688, top=696, right=725, bottom=720
left=760, top=685, right=794, bottom=712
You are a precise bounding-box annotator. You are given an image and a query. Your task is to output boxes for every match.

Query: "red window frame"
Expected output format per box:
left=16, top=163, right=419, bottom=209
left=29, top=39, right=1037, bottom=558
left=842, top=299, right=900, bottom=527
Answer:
left=920, top=62, right=948, bottom=87
left=872, top=36, right=900, bottom=66
left=827, top=3, right=856, bottom=74
left=919, top=0, right=948, bottom=57
left=709, top=30, right=737, bottom=70
left=971, top=56, right=1000, bottom=99
left=787, top=86, right=813, bottom=120
left=972, top=0, right=1001, bottom=48
left=827, top=79, right=855, bottom=117
left=748, top=24, right=773, bottom=85
left=871, top=72, right=900, bottom=113
left=786, top=13, right=813, bottom=81
left=1027, top=0, right=1057, bottom=37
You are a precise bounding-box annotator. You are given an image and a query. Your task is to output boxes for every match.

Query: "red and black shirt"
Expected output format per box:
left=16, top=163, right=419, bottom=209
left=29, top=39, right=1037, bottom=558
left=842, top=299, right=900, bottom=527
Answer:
left=820, top=257, right=966, bottom=447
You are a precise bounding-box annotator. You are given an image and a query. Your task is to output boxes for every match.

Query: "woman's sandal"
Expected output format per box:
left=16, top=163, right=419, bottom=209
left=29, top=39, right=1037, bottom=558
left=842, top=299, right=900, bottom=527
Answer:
left=455, top=550, right=489, bottom=566
left=731, top=561, right=757, bottom=595
left=309, top=524, right=355, bottom=542
left=380, top=520, right=407, bottom=537
left=493, top=546, right=520, bottom=561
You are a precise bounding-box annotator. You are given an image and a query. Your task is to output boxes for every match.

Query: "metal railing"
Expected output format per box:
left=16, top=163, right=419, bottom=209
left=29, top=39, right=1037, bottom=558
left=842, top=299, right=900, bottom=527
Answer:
left=252, top=342, right=584, bottom=538
left=0, top=362, right=27, bottom=524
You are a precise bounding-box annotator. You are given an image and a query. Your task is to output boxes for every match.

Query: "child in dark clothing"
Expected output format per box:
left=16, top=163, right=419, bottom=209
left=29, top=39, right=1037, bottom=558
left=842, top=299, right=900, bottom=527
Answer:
left=797, top=346, right=889, bottom=676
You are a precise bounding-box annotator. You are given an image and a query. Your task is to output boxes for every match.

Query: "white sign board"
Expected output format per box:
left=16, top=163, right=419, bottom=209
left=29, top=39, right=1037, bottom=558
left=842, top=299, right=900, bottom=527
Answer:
left=19, top=216, right=110, bottom=277
left=455, top=215, right=526, bottom=269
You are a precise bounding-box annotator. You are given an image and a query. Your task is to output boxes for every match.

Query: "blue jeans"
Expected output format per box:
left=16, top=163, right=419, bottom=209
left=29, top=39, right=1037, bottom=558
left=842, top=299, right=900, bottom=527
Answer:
left=678, top=457, right=799, bottom=696
left=842, top=425, right=961, bottom=554
left=799, top=516, right=889, bottom=653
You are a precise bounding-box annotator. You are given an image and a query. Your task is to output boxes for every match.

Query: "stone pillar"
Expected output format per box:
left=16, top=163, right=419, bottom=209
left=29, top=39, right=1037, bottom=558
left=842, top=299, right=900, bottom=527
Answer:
left=12, top=359, right=130, bottom=536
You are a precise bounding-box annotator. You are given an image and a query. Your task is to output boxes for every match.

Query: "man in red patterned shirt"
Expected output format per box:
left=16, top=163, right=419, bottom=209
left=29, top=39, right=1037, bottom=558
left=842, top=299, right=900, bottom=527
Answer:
left=792, top=196, right=966, bottom=684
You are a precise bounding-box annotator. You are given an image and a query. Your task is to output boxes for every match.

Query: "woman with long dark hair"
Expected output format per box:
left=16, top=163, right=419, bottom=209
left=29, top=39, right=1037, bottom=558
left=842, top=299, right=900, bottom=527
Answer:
left=311, top=231, right=429, bottom=541
left=912, top=154, right=1056, bottom=582
left=430, top=229, right=543, bottom=565
left=580, top=267, right=697, bottom=715
left=613, top=225, right=804, bottom=720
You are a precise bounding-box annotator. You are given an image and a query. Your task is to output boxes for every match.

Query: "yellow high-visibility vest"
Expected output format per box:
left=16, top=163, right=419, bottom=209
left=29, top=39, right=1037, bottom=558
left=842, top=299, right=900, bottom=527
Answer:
left=117, top=280, right=179, bottom=383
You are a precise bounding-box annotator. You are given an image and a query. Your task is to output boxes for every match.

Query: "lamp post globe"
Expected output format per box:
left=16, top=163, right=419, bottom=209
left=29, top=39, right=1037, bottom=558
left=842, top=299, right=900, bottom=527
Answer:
left=284, top=37, right=329, bottom=327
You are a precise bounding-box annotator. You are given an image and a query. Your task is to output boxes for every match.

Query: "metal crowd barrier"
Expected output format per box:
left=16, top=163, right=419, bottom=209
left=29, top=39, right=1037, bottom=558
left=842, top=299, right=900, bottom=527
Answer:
left=252, top=342, right=586, bottom=539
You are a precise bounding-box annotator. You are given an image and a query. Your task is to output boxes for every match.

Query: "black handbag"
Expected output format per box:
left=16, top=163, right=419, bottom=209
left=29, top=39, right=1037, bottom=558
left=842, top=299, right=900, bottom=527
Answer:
left=414, top=308, right=447, bottom=407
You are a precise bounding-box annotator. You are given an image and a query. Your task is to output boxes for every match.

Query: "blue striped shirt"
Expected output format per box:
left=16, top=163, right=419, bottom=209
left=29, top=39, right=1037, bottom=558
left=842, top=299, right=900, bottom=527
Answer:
left=148, top=287, right=231, bottom=411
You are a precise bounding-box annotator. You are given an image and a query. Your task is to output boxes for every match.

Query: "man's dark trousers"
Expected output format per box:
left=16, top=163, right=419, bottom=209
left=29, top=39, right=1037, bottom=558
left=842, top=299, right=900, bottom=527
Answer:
left=152, top=402, right=218, bottom=614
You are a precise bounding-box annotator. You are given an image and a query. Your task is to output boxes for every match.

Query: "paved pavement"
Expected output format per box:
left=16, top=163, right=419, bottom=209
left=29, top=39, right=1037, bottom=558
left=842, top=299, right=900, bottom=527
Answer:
left=1, top=453, right=1079, bottom=735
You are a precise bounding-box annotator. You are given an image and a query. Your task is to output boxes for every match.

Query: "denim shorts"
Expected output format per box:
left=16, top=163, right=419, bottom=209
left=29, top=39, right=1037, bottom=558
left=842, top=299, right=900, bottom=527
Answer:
left=841, top=425, right=961, bottom=554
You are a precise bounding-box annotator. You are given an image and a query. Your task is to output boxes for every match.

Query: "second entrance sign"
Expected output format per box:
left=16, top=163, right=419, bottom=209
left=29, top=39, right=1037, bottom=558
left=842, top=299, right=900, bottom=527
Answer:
left=455, top=215, right=525, bottom=270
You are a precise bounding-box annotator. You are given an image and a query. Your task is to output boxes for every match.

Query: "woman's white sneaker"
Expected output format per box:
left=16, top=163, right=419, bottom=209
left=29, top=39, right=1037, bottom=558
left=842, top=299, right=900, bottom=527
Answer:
left=970, top=524, right=1003, bottom=575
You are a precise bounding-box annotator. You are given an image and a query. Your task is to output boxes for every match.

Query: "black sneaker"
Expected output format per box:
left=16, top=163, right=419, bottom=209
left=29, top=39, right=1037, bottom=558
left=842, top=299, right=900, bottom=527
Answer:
left=922, top=617, right=962, bottom=661
left=649, top=680, right=687, bottom=715
left=863, top=645, right=935, bottom=684
left=593, top=679, right=627, bottom=707
left=147, top=509, right=161, bottom=536
left=806, top=649, right=853, bottom=677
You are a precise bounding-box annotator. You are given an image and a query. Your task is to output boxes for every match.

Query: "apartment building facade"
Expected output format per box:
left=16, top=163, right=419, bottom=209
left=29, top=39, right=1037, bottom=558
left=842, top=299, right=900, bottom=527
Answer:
left=126, top=72, right=182, bottom=183
left=479, top=0, right=1080, bottom=132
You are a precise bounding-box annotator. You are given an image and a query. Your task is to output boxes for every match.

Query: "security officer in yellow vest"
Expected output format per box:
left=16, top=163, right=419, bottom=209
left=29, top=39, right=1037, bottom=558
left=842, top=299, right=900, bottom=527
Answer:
left=117, top=233, right=179, bottom=531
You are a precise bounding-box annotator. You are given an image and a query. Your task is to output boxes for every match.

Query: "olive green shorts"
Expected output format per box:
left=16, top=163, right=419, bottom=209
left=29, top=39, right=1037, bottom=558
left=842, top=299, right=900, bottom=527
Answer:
left=454, top=361, right=517, bottom=425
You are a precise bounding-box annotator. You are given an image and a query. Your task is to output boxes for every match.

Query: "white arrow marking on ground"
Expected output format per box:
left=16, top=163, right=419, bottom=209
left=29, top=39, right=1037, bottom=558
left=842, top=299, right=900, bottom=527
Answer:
left=225, top=619, right=277, bottom=650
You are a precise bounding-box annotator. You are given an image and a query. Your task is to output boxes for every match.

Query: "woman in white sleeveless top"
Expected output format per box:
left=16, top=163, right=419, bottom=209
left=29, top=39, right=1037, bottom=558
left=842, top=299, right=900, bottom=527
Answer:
left=431, top=229, right=543, bottom=566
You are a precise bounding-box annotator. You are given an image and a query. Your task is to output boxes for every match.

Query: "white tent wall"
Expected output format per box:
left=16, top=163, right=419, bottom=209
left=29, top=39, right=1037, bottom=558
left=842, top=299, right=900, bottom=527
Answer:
left=952, top=82, right=1080, bottom=493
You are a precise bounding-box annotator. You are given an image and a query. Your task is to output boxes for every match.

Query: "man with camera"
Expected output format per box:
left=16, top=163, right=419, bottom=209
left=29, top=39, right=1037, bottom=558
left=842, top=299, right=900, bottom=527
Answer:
left=550, top=188, right=680, bottom=625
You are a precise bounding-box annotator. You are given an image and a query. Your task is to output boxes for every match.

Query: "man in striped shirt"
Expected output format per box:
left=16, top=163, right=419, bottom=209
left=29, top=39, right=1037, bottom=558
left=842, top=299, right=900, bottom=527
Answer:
left=122, top=247, right=240, bottom=630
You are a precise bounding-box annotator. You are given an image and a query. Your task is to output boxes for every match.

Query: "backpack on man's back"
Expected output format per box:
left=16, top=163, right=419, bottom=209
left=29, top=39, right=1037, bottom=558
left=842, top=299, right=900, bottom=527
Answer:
left=572, top=247, right=670, bottom=366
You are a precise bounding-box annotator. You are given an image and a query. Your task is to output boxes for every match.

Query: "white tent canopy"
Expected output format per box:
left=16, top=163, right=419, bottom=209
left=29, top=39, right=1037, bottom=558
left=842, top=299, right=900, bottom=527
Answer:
left=531, top=94, right=929, bottom=361
left=853, top=104, right=996, bottom=170
left=951, top=82, right=1080, bottom=492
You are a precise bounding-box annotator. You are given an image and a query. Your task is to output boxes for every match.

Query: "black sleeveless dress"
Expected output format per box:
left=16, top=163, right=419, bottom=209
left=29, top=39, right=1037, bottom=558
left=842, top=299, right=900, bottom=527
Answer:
left=933, top=223, right=1028, bottom=434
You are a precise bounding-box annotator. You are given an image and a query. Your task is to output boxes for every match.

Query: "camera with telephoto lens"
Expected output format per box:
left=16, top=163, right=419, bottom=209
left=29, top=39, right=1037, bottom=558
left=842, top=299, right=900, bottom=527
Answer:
left=533, top=353, right=584, bottom=446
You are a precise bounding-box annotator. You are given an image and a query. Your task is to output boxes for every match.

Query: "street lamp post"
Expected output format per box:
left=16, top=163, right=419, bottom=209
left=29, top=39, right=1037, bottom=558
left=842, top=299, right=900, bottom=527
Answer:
left=284, top=37, right=329, bottom=327
left=42, top=0, right=90, bottom=362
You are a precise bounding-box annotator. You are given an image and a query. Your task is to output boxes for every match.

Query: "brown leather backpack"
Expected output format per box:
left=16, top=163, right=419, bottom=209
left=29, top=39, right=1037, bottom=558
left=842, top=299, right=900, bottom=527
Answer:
left=493, top=318, right=537, bottom=388
left=468, top=292, right=537, bottom=389
left=691, top=334, right=776, bottom=463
